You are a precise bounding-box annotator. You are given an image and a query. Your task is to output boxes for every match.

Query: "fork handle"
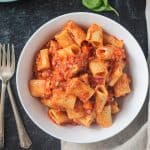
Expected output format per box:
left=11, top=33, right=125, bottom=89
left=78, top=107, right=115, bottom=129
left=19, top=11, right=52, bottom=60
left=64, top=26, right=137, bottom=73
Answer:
left=0, top=81, right=7, bottom=149
left=7, top=82, right=32, bottom=149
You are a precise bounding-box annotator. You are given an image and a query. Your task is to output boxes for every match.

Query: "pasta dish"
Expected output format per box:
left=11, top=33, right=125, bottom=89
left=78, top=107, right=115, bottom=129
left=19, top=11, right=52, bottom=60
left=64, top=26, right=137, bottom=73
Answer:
left=29, top=21, right=131, bottom=128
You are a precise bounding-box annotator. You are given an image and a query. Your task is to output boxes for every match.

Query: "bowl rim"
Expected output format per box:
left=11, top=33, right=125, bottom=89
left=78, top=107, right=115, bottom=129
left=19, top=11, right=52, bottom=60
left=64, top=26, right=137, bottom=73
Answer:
left=16, top=12, right=149, bottom=143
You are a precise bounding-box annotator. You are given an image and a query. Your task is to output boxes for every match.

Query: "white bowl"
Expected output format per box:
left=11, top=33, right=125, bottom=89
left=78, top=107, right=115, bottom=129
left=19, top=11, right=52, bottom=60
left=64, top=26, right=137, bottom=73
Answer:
left=16, top=12, right=149, bottom=143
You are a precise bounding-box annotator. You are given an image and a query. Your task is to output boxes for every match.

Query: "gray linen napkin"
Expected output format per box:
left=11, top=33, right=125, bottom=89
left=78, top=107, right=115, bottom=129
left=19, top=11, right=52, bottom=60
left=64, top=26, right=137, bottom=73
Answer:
left=61, top=123, right=147, bottom=150
left=146, top=0, right=150, bottom=149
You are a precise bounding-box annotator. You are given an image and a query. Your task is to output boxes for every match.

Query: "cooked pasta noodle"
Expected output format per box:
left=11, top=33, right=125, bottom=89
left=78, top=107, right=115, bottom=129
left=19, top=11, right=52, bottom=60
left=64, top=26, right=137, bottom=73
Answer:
left=29, top=21, right=131, bottom=128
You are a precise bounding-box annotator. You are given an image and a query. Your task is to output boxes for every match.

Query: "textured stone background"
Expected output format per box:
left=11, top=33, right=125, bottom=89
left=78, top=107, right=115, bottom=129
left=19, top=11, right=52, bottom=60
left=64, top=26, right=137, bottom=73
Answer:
left=0, top=0, right=147, bottom=150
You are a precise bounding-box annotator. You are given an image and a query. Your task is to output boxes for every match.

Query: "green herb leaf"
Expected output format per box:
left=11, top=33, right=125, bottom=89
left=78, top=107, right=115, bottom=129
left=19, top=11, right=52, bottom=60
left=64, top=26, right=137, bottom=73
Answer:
left=93, top=4, right=119, bottom=16
left=82, top=0, right=119, bottom=16
left=92, top=5, right=107, bottom=12
left=107, top=5, right=119, bottom=16
left=82, top=0, right=102, bottom=9
left=103, top=0, right=108, bottom=6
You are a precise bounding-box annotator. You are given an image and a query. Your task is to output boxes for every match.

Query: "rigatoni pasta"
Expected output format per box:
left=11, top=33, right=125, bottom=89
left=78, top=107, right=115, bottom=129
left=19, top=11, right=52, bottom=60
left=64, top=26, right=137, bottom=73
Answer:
left=95, top=85, right=108, bottom=113
left=96, top=105, right=112, bottom=128
left=48, top=109, right=71, bottom=125
left=64, top=21, right=86, bottom=46
left=36, top=49, right=50, bottom=71
left=55, top=29, right=75, bottom=48
left=89, top=59, right=108, bottom=77
left=29, top=21, right=132, bottom=128
left=86, top=24, right=103, bottom=47
left=67, top=78, right=95, bottom=103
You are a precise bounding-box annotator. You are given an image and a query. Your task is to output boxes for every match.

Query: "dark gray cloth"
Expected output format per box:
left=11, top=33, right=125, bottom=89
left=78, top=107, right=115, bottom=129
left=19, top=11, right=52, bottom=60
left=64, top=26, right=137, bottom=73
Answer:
left=0, top=0, right=147, bottom=149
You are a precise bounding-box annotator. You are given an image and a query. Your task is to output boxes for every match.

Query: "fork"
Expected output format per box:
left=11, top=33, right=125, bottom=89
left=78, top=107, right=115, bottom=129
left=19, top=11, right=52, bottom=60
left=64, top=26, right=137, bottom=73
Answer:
left=0, top=44, right=32, bottom=149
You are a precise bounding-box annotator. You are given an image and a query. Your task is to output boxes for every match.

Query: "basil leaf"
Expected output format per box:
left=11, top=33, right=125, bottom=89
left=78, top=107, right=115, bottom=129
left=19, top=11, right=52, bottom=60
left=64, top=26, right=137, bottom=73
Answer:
left=82, top=0, right=102, bottom=9
left=82, top=0, right=119, bottom=16
left=92, top=5, right=119, bottom=16
left=92, top=6, right=108, bottom=12
left=106, top=5, right=119, bottom=16
left=103, top=0, right=108, bottom=6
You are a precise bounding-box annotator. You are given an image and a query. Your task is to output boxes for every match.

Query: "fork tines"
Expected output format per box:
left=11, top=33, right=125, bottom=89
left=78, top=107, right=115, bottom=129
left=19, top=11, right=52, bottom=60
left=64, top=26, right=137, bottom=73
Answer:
left=0, top=44, right=15, bottom=70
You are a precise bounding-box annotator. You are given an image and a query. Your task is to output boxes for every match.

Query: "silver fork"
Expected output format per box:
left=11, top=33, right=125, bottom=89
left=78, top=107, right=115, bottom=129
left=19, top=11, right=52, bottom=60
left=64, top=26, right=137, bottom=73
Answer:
left=0, top=44, right=32, bottom=149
